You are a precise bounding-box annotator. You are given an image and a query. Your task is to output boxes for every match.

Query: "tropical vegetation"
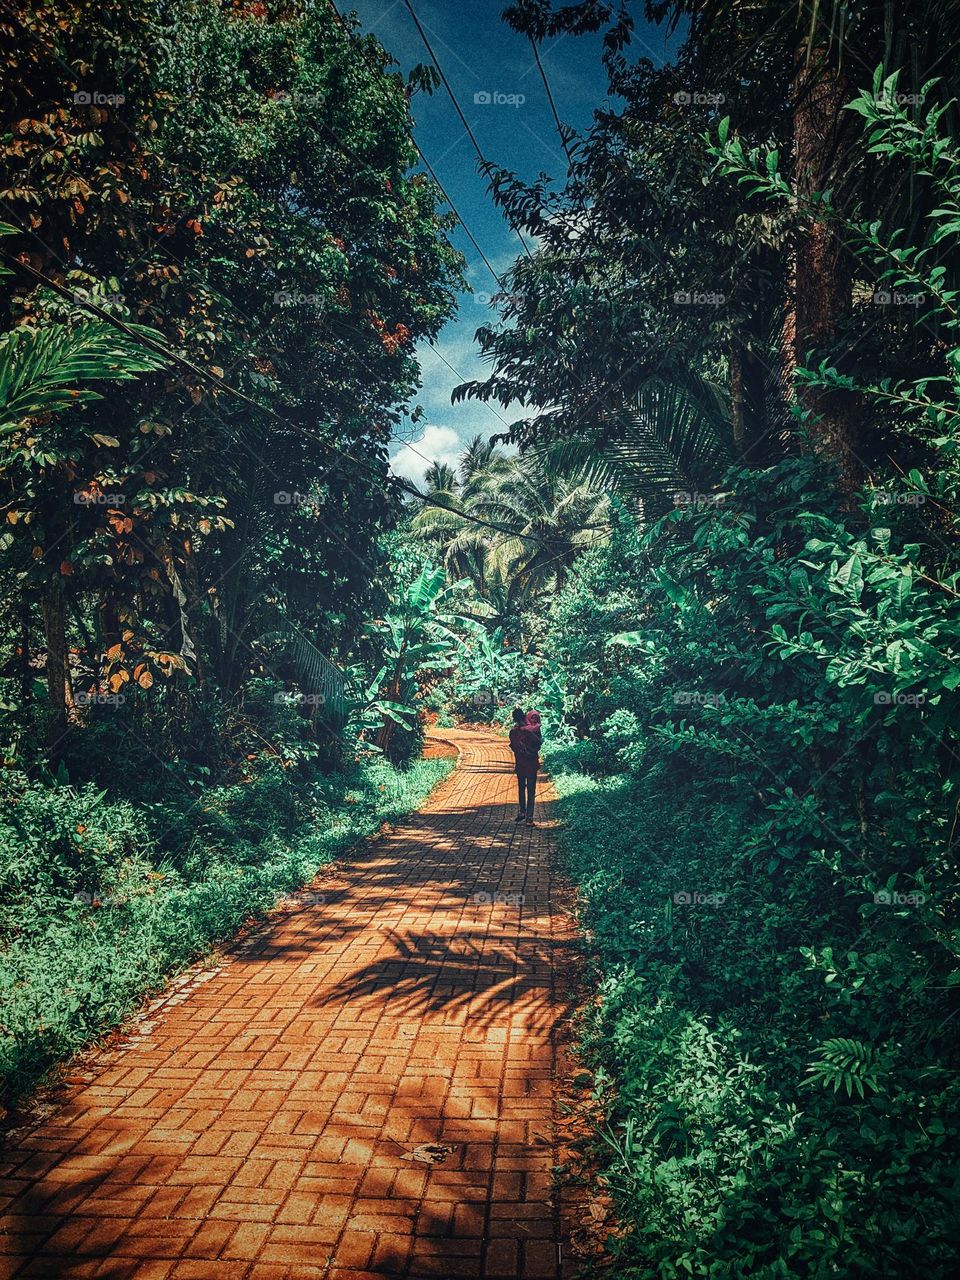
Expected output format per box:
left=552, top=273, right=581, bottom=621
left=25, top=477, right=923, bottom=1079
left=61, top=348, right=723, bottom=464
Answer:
left=2, top=0, right=960, bottom=1275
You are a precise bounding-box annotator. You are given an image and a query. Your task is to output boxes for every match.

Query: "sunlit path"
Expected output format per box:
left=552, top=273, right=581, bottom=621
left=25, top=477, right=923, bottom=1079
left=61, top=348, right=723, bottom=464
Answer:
left=0, top=729, right=575, bottom=1279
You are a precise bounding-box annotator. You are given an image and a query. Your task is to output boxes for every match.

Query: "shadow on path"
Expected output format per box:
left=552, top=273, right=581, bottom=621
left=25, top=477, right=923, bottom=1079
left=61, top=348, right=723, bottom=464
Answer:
left=0, top=727, right=575, bottom=1279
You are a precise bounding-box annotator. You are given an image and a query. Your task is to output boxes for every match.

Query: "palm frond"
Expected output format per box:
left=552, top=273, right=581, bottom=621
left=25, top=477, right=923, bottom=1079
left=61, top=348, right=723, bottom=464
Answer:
left=532, top=374, right=732, bottom=517
left=0, top=321, right=167, bottom=436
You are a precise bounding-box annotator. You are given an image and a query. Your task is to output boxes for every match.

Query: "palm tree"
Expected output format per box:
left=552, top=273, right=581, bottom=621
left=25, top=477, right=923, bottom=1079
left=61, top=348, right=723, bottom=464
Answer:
left=456, top=559, right=536, bottom=644
left=408, top=439, right=610, bottom=627
left=532, top=375, right=732, bottom=520
left=410, top=435, right=509, bottom=589
left=422, top=460, right=458, bottom=497
left=473, top=460, right=610, bottom=598
left=458, top=434, right=512, bottom=497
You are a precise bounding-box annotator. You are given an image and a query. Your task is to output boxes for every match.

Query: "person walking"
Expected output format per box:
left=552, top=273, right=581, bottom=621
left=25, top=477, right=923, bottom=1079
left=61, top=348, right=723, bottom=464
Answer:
left=508, top=707, right=527, bottom=823
left=508, top=708, right=542, bottom=826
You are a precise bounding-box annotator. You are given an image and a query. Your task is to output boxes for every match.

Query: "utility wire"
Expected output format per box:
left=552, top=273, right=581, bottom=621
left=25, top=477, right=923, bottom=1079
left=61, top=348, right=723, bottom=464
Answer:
left=528, top=34, right=576, bottom=176
left=396, top=0, right=491, bottom=168
left=327, top=0, right=673, bottom=457
left=398, top=0, right=536, bottom=263
left=0, top=249, right=281, bottom=423
left=2, top=8, right=606, bottom=546
left=326, top=0, right=505, bottom=289
left=421, top=341, right=514, bottom=432
left=0, top=248, right=552, bottom=547
left=411, top=143, right=504, bottom=288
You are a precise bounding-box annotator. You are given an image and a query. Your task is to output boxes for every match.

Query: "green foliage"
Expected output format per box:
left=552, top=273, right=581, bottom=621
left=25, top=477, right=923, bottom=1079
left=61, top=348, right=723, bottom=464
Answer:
left=0, top=0, right=464, bottom=761
left=0, top=318, right=166, bottom=438
left=504, top=64, right=960, bottom=1280
left=410, top=438, right=611, bottom=620
left=349, top=563, right=468, bottom=761
left=0, top=751, right=454, bottom=1104
left=0, top=0, right=464, bottom=1098
left=803, top=1038, right=885, bottom=1098
left=0, top=771, right=152, bottom=934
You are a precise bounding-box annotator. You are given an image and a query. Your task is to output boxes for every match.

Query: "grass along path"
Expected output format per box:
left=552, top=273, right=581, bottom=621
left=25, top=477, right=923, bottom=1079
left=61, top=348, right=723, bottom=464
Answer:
left=0, top=755, right=456, bottom=1111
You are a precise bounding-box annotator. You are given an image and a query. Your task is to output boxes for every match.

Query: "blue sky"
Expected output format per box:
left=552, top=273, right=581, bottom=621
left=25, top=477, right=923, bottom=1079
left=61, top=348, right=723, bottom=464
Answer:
left=346, top=0, right=676, bottom=485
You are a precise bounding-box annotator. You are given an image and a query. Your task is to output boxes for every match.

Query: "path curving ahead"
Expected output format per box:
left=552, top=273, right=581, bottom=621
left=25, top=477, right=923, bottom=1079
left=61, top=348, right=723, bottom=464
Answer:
left=0, top=728, right=576, bottom=1279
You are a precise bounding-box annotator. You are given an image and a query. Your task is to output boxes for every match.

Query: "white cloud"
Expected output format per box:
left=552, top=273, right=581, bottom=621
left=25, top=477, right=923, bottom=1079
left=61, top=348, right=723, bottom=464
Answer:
left=390, top=423, right=462, bottom=487
left=388, top=320, right=527, bottom=482
left=413, top=331, right=519, bottom=434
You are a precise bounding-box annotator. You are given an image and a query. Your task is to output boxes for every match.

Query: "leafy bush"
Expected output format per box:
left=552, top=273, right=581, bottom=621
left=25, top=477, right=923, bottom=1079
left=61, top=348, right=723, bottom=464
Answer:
left=548, top=722, right=960, bottom=1278
left=0, top=772, right=153, bottom=935
left=0, top=753, right=454, bottom=1105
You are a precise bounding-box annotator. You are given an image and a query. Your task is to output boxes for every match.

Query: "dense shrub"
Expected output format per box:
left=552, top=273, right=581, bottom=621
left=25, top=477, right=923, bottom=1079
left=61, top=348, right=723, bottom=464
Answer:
left=542, top=456, right=960, bottom=1276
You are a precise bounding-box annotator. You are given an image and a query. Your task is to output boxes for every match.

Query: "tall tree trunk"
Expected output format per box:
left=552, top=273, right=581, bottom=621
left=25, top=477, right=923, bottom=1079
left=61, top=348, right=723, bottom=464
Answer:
left=18, top=600, right=32, bottom=706
left=730, top=340, right=745, bottom=454
left=99, top=598, right=120, bottom=654
left=179, top=541, right=205, bottom=685
left=791, top=44, right=862, bottom=493
left=41, top=575, right=70, bottom=762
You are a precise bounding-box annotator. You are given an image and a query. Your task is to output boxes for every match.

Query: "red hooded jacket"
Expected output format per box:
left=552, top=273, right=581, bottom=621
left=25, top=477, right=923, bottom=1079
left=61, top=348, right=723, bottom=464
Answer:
left=509, top=711, right=542, bottom=778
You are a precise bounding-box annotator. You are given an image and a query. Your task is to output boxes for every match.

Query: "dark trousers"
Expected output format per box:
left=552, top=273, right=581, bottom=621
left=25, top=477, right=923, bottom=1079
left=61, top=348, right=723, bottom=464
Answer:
left=517, top=774, right=537, bottom=816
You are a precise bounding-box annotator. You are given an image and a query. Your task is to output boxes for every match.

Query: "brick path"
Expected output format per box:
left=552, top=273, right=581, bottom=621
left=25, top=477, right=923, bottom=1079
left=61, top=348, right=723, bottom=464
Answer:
left=0, top=728, right=576, bottom=1279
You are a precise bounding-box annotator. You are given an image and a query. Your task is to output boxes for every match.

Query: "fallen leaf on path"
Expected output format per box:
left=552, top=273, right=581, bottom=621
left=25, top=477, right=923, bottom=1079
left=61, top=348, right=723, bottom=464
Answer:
left=400, top=1142, right=455, bottom=1165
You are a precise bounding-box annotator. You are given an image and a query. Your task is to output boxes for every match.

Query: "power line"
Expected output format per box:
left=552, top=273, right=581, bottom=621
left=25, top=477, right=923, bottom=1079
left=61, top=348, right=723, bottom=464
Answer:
left=143, top=226, right=510, bottom=442
left=326, top=0, right=505, bottom=290
left=2, top=7, right=608, bottom=548
left=329, top=0, right=694, bottom=466
left=324, top=0, right=528, bottom=445
left=398, top=0, right=536, bottom=263
left=39, top=147, right=514, bottom=488
left=399, top=0, right=488, bottom=168
left=412, top=144, right=504, bottom=288
left=421, top=341, right=514, bottom=432
left=0, top=248, right=282, bottom=421
left=528, top=34, right=576, bottom=177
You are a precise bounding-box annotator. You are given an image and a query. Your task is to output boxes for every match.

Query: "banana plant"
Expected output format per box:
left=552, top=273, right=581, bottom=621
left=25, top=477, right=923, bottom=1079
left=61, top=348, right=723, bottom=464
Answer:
left=453, top=618, right=525, bottom=711
left=355, top=564, right=470, bottom=756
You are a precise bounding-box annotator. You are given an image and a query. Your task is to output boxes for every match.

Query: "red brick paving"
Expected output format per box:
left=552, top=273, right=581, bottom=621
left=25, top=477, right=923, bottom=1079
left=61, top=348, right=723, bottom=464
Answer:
left=0, top=729, right=575, bottom=1278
